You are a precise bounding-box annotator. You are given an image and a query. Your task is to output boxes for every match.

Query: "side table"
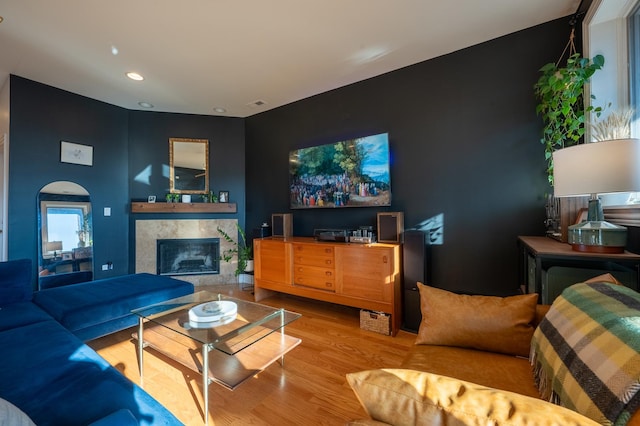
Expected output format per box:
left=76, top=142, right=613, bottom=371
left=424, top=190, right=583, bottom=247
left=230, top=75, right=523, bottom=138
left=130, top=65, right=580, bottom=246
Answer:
left=517, top=236, right=640, bottom=304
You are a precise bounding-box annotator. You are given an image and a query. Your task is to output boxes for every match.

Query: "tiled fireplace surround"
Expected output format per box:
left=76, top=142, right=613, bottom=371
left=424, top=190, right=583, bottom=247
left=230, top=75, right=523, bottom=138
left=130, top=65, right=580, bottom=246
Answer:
left=135, top=219, right=238, bottom=286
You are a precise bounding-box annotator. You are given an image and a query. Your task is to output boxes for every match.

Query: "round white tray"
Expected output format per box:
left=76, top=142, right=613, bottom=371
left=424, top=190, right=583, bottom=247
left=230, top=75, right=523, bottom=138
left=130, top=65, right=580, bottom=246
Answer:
left=188, top=300, right=238, bottom=323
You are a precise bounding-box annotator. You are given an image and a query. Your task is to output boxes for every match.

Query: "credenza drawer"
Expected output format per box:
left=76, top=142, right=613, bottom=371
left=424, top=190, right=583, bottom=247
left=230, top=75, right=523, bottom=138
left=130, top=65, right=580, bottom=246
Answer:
left=293, top=243, right=334, bottom=268
left=293, top=265, right=335, bottom=291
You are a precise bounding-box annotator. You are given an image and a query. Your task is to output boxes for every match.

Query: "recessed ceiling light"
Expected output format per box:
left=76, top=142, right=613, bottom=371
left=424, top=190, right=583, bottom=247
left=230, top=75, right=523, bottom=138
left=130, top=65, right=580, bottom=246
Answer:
left=213, top=107, right=227, bottom=114
left=111, top=45, right=119, bottom=56
left=126, top=72, right=144, bottom=81
left=138, top=102, right=154, bottom=108
left=350, top=46, right=391, bottom=65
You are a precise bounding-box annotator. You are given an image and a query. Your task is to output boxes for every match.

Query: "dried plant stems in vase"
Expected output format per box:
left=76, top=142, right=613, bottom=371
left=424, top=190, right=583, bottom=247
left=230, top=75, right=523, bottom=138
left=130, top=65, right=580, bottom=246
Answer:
left=590, top=108, right=634, bottom=141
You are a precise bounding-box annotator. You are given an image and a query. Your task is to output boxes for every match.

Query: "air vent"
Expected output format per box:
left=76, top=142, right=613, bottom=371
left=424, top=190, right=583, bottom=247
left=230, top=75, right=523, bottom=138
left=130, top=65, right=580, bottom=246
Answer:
left=247, top=100, right=267, bottom=108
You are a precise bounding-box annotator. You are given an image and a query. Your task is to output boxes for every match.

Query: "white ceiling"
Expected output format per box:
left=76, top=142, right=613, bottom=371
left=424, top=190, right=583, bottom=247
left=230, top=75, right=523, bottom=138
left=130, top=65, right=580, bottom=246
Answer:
left=0, top=1, right=579, bottom=118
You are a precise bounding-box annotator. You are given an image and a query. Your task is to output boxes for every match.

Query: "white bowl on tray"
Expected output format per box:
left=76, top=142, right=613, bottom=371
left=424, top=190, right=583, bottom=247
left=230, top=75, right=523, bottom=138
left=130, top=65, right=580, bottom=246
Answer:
left=188, top=300, right=238, bottom=323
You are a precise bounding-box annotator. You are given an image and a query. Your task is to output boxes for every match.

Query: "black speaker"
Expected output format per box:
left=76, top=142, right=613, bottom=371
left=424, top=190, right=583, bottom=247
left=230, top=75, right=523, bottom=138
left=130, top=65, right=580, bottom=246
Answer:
left=403, top=230, right=428, bottom=291
left=377, top=212, right=404, bottom=243
left=272, top=213, right=292, bottom=238
left=403, top=289, right=422, bottom=333
left=402, top=229, right=429, bottom=332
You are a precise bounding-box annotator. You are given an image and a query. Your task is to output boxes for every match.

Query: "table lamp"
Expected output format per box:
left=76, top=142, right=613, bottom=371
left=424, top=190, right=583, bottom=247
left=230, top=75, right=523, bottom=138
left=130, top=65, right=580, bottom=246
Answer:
left=552, top=138, right=640, bottom=253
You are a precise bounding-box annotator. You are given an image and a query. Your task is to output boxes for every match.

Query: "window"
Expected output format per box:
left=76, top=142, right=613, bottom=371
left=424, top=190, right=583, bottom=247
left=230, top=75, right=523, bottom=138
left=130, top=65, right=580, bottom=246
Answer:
left=46, top=207, right=86, bottom=252
left=585, top=0, right=640, bottom=206
left=629, top=4, right=640, bottom=135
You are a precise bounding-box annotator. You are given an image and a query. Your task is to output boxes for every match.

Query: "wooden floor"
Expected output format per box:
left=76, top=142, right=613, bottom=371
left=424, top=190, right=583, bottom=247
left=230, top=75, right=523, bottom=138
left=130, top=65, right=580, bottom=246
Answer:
left=88, top=284, right=417, bottom=425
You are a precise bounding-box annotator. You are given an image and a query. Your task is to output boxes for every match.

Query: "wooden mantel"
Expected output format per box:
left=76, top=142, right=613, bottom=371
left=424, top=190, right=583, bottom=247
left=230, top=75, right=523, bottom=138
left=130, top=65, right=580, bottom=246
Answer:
left=130, top=202, right=237, bottom=214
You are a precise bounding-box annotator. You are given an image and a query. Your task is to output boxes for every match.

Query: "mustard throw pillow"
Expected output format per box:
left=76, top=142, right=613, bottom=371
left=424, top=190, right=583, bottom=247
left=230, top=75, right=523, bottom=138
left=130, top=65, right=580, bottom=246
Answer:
left=415, top=283, right=538, bottom=357
left=584, top=272, right=622, bottom=285
left=346, top=369, right=599, bottom=426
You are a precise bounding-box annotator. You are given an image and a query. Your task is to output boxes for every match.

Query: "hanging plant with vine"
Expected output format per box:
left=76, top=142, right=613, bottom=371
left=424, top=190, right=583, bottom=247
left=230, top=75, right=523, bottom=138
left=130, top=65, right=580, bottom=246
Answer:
left=533, top=28, right=605, bottom=185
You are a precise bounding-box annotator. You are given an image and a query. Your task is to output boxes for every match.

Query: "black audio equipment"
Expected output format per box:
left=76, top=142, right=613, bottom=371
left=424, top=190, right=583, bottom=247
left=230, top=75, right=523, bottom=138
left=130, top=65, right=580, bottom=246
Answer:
left=314, top=229, right=350, bottom=242
left=254, top=222, right=272, bottom=239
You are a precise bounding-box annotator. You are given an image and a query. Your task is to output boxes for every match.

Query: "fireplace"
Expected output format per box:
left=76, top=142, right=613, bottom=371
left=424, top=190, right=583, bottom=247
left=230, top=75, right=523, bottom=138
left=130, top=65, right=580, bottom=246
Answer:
left=136, top=219, right=236, bottom=285
left=157, top=238, right=220, bottom=276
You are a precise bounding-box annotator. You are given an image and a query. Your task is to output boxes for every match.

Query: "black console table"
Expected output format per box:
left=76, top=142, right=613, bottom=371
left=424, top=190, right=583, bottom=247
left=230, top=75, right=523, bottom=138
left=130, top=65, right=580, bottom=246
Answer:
left=41, top=257, right=92, bottom=274
left=518, top=236, right=640, bottom=304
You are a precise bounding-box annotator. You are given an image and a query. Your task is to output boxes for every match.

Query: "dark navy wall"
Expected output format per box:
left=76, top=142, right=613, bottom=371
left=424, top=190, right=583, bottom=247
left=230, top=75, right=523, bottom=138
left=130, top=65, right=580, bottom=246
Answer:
left=126, top=111, right=246, bottom=269
left=245, top=18, right=574, bottom=296
left=9, top=75, right=130, bottom=283
left=7, top=17, right=583, bottom=295
left=8, top=77, right=246, bottom=287
left=127, top=111, right=245, bottom=204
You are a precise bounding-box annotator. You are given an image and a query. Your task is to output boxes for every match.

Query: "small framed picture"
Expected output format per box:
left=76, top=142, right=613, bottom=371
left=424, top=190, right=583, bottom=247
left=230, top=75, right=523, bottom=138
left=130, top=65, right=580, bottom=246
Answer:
left=60, top=141, right=93, bottom=166
left=219, top=191, right=229, bottom=203
left=61, top=252, right=73, bottom=261
left=148, top=195, right=156, bottom=203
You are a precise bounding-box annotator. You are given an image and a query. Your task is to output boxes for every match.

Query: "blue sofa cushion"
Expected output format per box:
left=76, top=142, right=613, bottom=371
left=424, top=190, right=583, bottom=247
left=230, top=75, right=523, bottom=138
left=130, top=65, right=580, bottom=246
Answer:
left=0, top=259, right=32, bottom=306
left=0, top=302, right=53, bottom=332
left=71, top=312, right=150, bottom=342
left=33, top=273, right=193, bottom=339
left=39, top=270, right=93, bottom=290
left=0, top=320, right=182, bottom=425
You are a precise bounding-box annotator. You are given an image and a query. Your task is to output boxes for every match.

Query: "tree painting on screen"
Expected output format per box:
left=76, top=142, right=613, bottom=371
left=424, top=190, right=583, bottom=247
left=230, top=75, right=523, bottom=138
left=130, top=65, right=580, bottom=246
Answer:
left=289, top=133, right=391, bottom=209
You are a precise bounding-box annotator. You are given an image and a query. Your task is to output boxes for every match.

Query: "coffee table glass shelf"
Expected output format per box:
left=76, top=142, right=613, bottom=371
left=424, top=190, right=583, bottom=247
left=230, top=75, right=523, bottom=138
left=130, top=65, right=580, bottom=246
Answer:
left=132, top=290, right=301, bottom=424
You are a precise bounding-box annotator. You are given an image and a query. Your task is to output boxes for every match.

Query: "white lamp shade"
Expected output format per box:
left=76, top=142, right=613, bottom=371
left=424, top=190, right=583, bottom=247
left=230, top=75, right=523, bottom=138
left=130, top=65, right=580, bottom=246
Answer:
left=553, top=138, right=640, bottom=197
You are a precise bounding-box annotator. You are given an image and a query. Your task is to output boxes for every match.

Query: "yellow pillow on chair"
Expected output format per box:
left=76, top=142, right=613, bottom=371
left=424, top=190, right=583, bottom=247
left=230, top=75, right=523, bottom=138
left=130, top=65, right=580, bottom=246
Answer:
left=346, top=369, right=599, bottom=426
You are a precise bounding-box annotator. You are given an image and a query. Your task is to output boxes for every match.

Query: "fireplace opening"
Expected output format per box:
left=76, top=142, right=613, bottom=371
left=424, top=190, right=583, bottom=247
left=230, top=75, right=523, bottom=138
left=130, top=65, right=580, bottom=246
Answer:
left=157, top=238, right=220, bottom=276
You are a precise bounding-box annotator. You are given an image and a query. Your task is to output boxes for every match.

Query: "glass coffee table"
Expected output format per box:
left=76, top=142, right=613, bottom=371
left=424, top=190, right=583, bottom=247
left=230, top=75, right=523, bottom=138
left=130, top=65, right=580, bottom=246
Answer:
left=132, top=290, right=301, bottom=424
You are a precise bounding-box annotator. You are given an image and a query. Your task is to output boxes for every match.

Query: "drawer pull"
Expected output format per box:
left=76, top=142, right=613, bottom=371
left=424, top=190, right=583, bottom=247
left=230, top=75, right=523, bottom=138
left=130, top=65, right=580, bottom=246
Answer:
left=325, top=248, right=332, bottom=253
left=383, top=256, right=388, bottom=264
left=326, top=282, right=332, bottom=287
left=326, top=271, right=332, bottom=276
left=326, top=260, right=332, bottom=265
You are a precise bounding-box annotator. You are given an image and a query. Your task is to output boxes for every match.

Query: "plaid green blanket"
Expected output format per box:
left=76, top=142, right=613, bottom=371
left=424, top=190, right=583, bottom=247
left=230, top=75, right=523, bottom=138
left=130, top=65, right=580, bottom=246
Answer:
left=530, top=282, right=640, bottom=425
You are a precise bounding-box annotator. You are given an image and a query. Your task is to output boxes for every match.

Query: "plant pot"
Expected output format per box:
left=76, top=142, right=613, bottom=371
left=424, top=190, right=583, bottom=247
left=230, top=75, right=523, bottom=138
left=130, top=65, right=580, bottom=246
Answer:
left=244, top=260, right=254, bottom=273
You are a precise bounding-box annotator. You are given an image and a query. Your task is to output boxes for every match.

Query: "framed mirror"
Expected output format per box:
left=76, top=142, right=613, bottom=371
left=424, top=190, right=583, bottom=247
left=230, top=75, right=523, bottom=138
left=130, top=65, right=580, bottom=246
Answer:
left=38, top=181, right=93, bottom=290
left=169, top=138, right=209, bottom=194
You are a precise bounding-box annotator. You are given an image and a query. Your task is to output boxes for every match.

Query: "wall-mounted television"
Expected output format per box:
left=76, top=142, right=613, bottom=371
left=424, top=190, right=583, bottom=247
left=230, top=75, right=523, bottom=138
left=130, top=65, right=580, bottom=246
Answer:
left=289, top=132, right=391, bottom=209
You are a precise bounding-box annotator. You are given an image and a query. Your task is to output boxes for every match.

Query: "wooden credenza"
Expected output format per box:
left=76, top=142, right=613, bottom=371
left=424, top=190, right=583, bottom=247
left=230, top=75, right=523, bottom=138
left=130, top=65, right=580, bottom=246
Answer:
left=254, top=237, right=402, bottom=336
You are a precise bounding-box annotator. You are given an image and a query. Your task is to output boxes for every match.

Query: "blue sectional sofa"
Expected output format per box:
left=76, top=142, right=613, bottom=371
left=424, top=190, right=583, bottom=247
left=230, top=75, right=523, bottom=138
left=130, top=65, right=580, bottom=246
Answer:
left=0, top=259, right=195, bottom=425
left=33, top=272, right=195, bottom=341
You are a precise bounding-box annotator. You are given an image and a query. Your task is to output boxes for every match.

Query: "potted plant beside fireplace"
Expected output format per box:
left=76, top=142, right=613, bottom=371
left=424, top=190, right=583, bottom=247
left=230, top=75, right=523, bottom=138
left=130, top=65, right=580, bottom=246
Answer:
left=217, top=224, right=253, bottom=276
